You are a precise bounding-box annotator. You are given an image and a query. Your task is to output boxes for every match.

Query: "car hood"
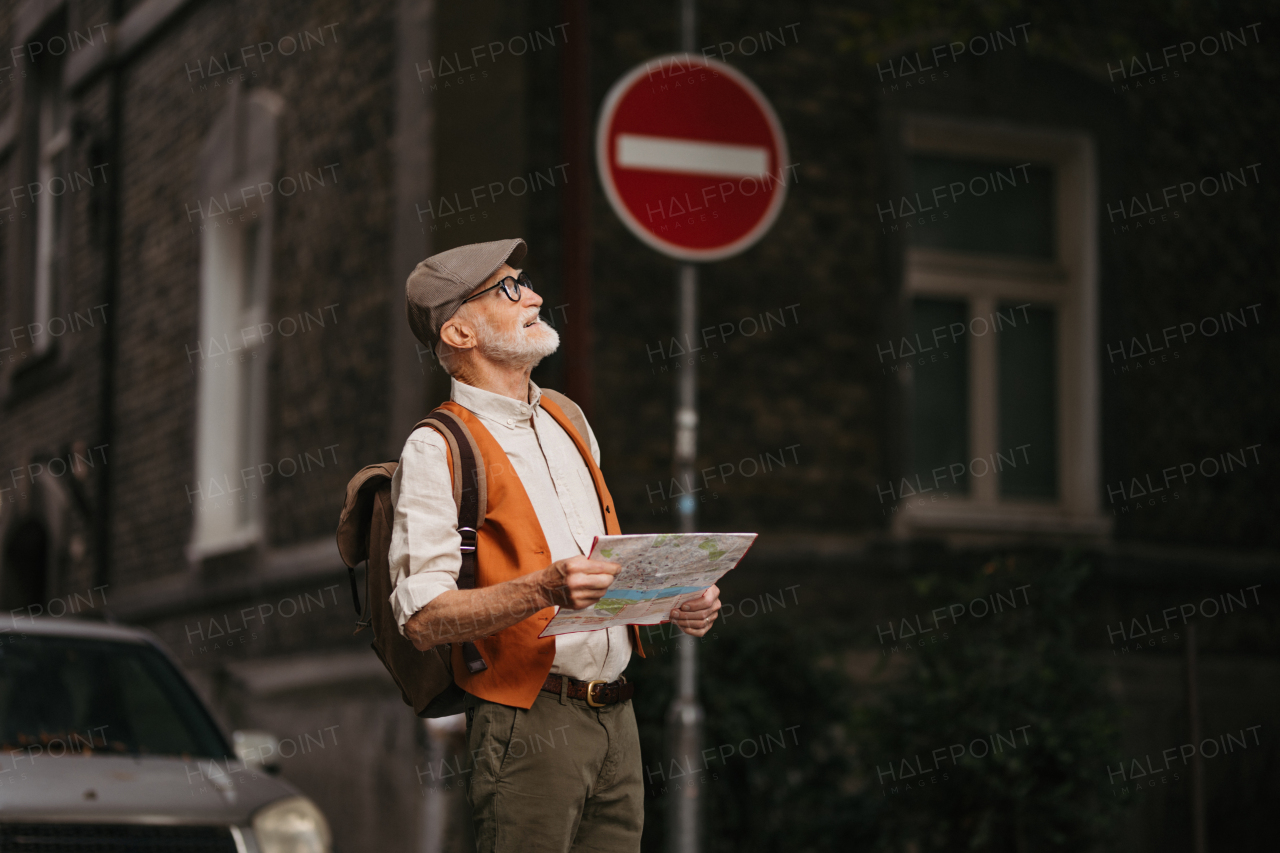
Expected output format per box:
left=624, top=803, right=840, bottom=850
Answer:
left=0, top=752, right=298, bottom=824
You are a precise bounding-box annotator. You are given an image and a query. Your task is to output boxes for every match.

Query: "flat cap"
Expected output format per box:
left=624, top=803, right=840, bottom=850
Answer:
left=405, top=238, right=527, bottom=346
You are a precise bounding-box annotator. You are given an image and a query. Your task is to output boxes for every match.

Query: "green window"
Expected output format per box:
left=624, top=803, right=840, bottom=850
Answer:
left=906, top=156, right=1054, bottom=258
left=906, top=154, right=1059, bottom=502
left=910, top=299, right=970, bottom=495
left=998, top=303, right=1057, bottom=499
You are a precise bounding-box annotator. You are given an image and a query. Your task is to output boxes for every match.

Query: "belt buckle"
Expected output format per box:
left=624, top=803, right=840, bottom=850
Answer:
left=585, top=679, right=607, bottom=707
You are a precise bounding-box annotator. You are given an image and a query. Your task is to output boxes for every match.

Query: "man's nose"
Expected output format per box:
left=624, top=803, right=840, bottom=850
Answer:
left=524, top=288, right=543, bottom=309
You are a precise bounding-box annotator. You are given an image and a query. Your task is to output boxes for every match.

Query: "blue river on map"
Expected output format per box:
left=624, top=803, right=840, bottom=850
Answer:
left=603, top=587, right=705, bottom=600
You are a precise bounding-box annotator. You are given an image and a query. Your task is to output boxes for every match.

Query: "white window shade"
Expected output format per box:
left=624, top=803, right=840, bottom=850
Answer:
left=33, top=68, right=69, bottom=355
left=187, top=88, right=281, bottom=563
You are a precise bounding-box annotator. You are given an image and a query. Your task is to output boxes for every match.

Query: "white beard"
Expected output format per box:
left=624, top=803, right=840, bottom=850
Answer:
left=474, top=308, right=560, bottom=369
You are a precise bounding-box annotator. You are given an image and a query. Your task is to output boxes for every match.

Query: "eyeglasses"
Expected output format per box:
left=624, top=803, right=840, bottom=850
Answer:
left=459, top=272, right=534, bottom=306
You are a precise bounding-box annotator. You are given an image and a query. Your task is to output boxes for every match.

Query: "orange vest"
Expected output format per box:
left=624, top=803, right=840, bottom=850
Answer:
left=441, top=396, right=643, bottom=709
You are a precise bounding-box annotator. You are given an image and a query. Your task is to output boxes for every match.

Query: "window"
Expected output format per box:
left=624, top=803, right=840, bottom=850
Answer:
left=4, top=27, right=72, bottom=362
left=188, top=88, right=281, bottom=561
left=0, top=635, right=231, bottom=758
left=32, top=61, right=69, bottom=355
left=191, top=218, right=269, bottom=552
left=893, top=116, right=1107, bottom=538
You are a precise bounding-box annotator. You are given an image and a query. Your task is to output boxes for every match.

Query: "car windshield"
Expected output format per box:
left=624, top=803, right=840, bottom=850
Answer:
left=0, top=633, right=231, bottom=759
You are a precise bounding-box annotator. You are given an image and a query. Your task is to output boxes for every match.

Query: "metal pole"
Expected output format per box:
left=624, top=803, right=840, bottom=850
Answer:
left=560, top=0, right=594, bottom=414
left=668, top=6, right=701, bottom=853
left=421, top=714, right=466, bottom=853
left=1185, top=624, right=1207, bottom=853
left=680, top=0, right=696, bottom=55
left=668, top=263, right=702, bottom=853
left=93, top=0, right=126, bottom=593
left=388, top=0, right=433, bottom=451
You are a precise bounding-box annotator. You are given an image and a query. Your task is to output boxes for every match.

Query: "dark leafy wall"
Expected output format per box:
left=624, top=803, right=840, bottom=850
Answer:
left=513, top=0, right=1280, bottom=547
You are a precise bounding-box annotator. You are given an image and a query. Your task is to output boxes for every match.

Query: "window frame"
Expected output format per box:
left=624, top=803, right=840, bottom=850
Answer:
left=186, top=87, right=281, bottom=564
left=895, top=114, right=1108, bottom=540
left=32, top=65, right=70, bottom=357
left=189, top=219, right=270, bottom=558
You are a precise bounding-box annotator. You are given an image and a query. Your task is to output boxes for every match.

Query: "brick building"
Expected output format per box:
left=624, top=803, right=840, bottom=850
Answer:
left=0, top=1, right=1276, bottom=851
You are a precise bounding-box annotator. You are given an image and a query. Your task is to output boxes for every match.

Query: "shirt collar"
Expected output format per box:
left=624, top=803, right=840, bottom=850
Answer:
left=450, top=377, right=542, bottom=429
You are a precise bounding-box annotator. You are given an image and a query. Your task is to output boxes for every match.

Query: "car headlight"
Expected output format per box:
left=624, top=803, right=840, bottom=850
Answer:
left=251, top=796, right=332, bottom=853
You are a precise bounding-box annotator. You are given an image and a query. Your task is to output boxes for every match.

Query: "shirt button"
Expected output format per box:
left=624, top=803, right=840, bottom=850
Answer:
left=507, top=418, right=514, bottom=425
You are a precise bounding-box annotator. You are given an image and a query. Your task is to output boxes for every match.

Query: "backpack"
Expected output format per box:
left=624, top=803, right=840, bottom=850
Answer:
left=335, top=390, right=592, bottom=718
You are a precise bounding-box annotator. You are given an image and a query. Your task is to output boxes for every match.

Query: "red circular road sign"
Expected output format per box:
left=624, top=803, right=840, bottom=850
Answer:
left=596, top=54, right=790, bottom=262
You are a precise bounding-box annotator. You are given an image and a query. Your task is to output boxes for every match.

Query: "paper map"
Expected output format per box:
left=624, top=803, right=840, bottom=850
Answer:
left=538, top=532, right=757, bottom=637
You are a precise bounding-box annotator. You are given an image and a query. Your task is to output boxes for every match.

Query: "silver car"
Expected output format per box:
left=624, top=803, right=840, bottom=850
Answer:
left=0, top=617, right=332, bottom=852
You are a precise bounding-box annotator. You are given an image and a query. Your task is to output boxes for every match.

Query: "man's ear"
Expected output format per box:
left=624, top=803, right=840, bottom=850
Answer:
left=439, top=317, right=477, bottom=350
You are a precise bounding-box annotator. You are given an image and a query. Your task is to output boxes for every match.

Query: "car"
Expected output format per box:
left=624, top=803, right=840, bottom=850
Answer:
left=0, top=616, right=332, bottom=853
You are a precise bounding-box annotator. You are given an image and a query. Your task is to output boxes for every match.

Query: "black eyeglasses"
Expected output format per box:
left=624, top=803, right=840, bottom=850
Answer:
left=460, top=272, right=534, bottom=306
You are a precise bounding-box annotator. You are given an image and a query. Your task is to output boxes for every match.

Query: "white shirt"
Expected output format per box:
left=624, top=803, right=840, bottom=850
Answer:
left=389, top=377, right=631, bottom=682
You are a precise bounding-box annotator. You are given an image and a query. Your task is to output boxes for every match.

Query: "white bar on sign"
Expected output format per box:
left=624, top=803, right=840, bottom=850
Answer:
left=615, top=133, right=768, bottom=178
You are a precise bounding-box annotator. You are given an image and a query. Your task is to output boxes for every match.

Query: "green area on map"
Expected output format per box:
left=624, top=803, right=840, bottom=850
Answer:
left=591, top=599, right=629, bottom=616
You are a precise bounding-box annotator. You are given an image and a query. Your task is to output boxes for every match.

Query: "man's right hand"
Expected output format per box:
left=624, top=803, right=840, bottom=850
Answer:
left=540, top=555, right=620, bottom=610
left=404, top=555, right=621, bottom=650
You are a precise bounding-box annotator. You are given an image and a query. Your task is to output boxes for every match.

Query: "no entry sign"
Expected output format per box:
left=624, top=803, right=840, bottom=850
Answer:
left=596, top=54, right=790, bottom=262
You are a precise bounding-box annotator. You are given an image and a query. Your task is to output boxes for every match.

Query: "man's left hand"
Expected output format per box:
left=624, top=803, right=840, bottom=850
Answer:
left=670, top=585, right=721, bottom=637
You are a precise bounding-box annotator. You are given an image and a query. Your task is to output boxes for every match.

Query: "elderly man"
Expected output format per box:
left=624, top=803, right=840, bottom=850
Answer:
left=391, top=238, right=721, bottom=852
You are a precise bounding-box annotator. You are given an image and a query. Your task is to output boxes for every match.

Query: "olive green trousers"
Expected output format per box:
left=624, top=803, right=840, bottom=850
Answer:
left=463, top=687, right=643, bottom=853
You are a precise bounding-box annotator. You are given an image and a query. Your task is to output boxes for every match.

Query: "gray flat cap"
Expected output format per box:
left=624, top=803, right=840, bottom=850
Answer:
left=405, top=238, right=527, bottom=346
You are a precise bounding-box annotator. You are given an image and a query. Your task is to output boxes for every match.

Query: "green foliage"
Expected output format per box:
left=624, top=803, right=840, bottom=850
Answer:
left=632, top=613, right=864, bottom=853
left=631, top=554, right=1125, bottom=852
left=854, top=553, right=1125, bottom=851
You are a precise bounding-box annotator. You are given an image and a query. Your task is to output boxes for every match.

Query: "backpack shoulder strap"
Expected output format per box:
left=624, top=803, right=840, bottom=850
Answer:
left=539, top=388, right=590, bottom=448
left=417, top=411, right=486, bottom=530
left=416, top=408, right=488, bottom=675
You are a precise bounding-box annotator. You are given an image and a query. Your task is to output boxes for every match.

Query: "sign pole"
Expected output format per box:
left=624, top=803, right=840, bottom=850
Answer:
left=668, top=263, right=702, bottom=853
left=592, top=12, right=788, bottom=849
left=1185, top=624, right=1207, bottom=853
left=668, top=4, right=702, bottom=851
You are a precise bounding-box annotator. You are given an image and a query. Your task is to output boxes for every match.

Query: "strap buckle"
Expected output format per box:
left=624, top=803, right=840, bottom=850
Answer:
left=585, top=679, right=607, bottom=708
left=458, top=526, right=477, bottom=553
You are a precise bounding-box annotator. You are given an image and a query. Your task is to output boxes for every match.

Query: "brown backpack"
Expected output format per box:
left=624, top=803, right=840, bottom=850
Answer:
left=335, top=391, right=590, bottom=718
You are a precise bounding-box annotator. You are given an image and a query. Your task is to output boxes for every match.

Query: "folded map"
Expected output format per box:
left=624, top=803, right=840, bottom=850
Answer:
left=538, top=532, right=757, bottom=637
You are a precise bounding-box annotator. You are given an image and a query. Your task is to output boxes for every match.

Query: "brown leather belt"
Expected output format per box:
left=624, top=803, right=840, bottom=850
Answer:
left=541, top=674, right=633, bottom=707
